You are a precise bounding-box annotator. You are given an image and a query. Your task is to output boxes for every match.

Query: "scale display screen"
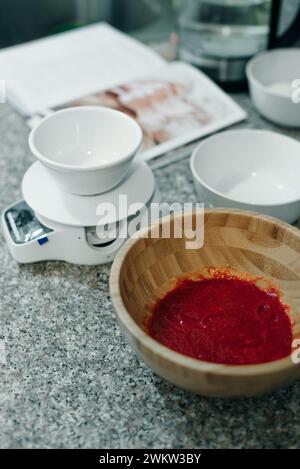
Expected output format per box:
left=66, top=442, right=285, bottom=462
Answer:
left=4, top=201, right=52, bottom=244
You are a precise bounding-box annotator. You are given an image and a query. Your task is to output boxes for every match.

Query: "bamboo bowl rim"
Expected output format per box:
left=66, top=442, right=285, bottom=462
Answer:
left=109, top=208, right=300, bottom=378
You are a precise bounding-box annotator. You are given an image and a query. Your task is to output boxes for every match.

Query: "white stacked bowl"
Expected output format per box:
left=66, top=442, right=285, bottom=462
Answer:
left=29, top=106, right=143, bottom=195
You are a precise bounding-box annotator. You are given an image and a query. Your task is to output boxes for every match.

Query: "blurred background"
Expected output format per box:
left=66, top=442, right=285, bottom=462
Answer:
left=0, top=0, right=299, bottom=86
left=0, top=0, right=298, bottom=48
left=0, top=0, right=178, bottom=47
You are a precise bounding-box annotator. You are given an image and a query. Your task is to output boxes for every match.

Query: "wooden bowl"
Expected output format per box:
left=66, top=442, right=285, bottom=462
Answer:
left=110, top=209, right=300, bottom=397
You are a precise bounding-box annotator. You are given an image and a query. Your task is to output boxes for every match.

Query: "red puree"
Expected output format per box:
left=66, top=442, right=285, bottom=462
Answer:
left=147, top=273, right=292, bottom=365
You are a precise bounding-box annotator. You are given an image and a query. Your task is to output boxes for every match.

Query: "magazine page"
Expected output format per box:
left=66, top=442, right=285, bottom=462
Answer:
left=0, top=23, right=165, bottom=116
left=59, top=61, right=247, bottom=160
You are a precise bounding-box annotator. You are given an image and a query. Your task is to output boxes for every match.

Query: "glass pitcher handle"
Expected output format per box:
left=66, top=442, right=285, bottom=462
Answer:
left=268, top=0, right=300, bottom=49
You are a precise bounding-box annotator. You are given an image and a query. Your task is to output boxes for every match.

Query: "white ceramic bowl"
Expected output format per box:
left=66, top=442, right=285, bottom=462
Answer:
left=190, top=129, right=300, bottom=223
left=29, top=107, right=143, bottom=195
left=246, top=49, right=300, bottom=128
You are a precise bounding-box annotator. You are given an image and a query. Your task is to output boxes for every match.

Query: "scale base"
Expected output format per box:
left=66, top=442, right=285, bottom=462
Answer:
left=2, top=190, right=159, bottom=265
left=2, top=161, right=158, bottom=265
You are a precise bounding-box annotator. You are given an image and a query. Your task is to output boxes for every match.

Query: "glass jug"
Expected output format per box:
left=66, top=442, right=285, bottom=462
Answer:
left=179, top=0, right=300, bottom=84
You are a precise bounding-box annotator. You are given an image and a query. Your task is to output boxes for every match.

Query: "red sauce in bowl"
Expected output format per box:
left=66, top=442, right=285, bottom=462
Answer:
left=146, top=271, right=292, bottom=365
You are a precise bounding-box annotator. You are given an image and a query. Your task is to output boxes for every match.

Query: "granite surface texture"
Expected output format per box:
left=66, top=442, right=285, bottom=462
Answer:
left=0, top=96, right=300, bottom=449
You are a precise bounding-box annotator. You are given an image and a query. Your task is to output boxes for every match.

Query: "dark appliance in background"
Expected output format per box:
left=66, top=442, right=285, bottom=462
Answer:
left=179, top=0, right=300, bottom=88
left=0, top=0, right=176, bottom=48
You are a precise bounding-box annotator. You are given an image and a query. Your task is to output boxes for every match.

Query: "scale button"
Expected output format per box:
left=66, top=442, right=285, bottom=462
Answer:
left=38, top=236, right=49, bottom=245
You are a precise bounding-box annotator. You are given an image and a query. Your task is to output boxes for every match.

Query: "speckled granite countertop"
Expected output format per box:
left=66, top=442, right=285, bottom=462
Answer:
left=1, top=97, right=300, bottom=449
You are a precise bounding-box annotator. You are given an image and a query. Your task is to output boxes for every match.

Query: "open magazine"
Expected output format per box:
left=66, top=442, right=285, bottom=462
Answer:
left=0, top=22, right=246, bottom=161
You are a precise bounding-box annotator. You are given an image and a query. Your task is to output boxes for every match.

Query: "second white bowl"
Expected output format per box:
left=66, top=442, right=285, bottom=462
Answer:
left=29, top=106, right=143, bottom=195
left=246, top=49, right=300, bottom=128
left=190, top=129, right=300, bottom=224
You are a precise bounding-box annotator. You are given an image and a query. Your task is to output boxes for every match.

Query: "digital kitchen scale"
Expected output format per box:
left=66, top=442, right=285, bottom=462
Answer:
left=2, top=161, right=158, bottom=265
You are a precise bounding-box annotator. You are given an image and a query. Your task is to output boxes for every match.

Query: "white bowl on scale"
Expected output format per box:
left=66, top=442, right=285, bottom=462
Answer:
left=29, top=106, right=143, bottom=195
left=190, top=129, right=300, bottom=224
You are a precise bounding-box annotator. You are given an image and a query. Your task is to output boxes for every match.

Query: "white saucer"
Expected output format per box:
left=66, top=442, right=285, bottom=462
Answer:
left=22, top=161, right=155, bottom=227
